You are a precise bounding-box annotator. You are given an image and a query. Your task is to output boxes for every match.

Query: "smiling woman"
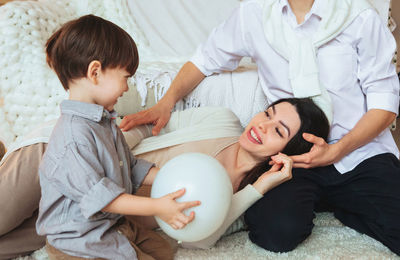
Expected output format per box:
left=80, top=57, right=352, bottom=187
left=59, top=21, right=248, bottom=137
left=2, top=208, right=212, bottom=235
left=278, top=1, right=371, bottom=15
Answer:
left=123, top=98, right=330, bottom=250
left=238, top=98, right=330, bottom=191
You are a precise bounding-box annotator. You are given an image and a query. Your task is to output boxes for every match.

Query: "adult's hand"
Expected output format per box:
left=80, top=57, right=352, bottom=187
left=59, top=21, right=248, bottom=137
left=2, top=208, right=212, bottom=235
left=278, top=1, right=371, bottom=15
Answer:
left=290, top=133, right=341, bottom=169
left=119, top=102, right=172, bottom=135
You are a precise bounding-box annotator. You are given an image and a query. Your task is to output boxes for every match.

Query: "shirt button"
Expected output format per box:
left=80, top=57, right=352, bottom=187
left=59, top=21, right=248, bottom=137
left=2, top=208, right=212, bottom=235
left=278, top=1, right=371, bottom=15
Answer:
left=120, top=161, right=123, bottom=167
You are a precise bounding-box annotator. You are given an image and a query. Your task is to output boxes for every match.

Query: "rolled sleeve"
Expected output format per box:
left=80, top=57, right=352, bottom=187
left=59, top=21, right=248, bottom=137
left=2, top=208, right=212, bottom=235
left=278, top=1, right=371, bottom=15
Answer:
left=366, top=91, right=399, bottom=114
left=189, top=3, right=250, bottom=77
left=130, top=156, right=154, bottom=190
left=79, top=177, right=125, bottom=219
left=190, top=47, right=215, bottom=76
left=357, top=10, right=399, bottom=114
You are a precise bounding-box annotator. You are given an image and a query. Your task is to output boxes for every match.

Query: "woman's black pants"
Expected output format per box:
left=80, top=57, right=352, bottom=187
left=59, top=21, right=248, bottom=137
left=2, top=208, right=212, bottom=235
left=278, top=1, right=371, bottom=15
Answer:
left=245, top=153, right=400, bottom=255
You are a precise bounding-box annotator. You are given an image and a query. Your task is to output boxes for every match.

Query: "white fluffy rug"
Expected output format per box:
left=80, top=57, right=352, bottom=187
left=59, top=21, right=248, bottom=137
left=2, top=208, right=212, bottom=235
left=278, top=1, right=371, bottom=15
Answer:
left=15, top=213, right=399, bottom=260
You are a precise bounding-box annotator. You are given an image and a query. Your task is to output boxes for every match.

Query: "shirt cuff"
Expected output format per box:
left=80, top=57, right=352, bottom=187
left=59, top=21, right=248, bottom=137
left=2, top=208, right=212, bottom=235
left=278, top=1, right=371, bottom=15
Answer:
left=131, top=158, right=154, bottom=191
left=190, top=46, right=215, bottom=77
left=80, top=177, right=125, bottom=219
left=366, top=92, right=399, bottom=115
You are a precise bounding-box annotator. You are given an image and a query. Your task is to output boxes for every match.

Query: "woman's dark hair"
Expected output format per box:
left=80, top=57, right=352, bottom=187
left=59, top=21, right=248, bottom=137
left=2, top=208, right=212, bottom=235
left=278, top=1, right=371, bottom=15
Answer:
left=238, top=97, right=330, bottom=190
left=45, top=14, right=139, bottom=90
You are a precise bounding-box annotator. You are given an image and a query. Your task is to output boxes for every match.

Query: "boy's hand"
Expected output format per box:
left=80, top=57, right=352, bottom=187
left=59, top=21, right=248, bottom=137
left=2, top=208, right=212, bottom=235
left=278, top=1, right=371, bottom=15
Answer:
left=253, top=153, right=293, bottom=194
left=155, top=188, right=201, bottom=229
left=119, top=102, right=172, bottom=135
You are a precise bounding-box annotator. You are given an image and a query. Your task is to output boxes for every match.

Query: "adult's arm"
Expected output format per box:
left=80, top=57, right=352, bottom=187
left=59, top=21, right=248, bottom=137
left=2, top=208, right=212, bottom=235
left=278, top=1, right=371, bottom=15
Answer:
left=131, top=106, right=243, bottom=155
left=291, top=10, right=399, bottom=168
left=181, top=184, right=262, bottom=249
left=120, top=3, right=251, bottom=134
left=120, top=62, right=205, bottom=134
left=291, top=109, right=396, bottom=168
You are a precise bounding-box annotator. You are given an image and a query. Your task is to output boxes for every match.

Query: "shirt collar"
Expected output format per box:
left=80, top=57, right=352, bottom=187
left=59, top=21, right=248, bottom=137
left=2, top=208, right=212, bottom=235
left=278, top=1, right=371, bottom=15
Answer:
left=279, top=0, right=324, bottom=21
left=309, top=0, right=324, bottom=19
left=279, top=0, right=290, bottom=11
left=60, top=100, right=118, bottom=122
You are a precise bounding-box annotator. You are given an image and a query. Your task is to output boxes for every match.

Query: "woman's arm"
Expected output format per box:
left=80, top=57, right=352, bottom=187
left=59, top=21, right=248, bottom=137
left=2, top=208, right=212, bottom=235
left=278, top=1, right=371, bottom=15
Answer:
left=181, top=184, right=262, bottom=249
left=131, top=106, right=242, bottom=156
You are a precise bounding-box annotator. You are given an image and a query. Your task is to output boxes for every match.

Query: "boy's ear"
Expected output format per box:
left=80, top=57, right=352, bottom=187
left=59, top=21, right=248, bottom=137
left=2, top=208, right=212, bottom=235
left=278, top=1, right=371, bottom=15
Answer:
left=87, top=60, right=102, bottom=85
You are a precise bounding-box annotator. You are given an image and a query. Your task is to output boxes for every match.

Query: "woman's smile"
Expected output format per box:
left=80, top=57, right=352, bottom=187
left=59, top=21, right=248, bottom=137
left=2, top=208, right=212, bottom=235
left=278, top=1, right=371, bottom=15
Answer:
left=247, top=127, right=262, bottom=144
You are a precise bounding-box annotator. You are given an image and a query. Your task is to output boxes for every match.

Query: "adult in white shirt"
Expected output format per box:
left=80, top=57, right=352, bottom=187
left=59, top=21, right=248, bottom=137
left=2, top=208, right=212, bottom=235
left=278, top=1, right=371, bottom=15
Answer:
left=120, top=0, right=400, bottom=255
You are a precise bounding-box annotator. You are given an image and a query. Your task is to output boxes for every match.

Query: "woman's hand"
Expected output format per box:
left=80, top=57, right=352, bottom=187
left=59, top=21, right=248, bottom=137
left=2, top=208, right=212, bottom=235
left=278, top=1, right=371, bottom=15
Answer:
left=252, top=153, right=293, bottom=195
left=119, top=101, right=173, bottom=135
left=155, top=188, right=201, bottom=229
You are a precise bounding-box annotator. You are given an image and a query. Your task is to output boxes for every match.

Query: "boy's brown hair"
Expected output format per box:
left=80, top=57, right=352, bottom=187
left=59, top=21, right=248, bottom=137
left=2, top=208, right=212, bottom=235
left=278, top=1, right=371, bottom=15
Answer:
left=46, top=15, right=139, bottom=90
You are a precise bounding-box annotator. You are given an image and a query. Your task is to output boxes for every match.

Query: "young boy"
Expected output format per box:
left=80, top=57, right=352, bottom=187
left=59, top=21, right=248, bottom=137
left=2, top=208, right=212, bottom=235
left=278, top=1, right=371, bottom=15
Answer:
left=36, top=15, right=199, bottom=260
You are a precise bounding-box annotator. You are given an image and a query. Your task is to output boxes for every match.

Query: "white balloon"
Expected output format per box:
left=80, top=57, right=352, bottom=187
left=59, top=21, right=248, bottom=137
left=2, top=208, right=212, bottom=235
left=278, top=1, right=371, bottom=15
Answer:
left=151, top=153, right=233, bottom=242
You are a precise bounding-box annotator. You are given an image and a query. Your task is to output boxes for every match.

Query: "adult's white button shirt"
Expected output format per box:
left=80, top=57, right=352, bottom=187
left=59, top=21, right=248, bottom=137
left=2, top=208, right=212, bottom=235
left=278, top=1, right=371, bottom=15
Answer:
left=190, top=0, right=399, bottom=173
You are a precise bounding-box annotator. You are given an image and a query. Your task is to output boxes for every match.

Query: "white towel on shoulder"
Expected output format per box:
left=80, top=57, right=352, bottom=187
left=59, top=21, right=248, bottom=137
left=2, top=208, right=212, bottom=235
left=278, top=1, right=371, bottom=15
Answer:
left=257, top=0, right=372, bottom=123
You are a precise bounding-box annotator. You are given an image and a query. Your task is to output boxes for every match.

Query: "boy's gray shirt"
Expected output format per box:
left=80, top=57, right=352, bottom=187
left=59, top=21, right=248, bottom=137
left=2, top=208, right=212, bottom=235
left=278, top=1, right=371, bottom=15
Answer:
left=36, top=100, right=154, bottom=259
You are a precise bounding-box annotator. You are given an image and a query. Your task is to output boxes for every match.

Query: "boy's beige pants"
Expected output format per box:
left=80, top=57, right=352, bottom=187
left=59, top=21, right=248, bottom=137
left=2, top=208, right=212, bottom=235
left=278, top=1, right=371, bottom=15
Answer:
left=46, top=218, right=173, bottom=260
